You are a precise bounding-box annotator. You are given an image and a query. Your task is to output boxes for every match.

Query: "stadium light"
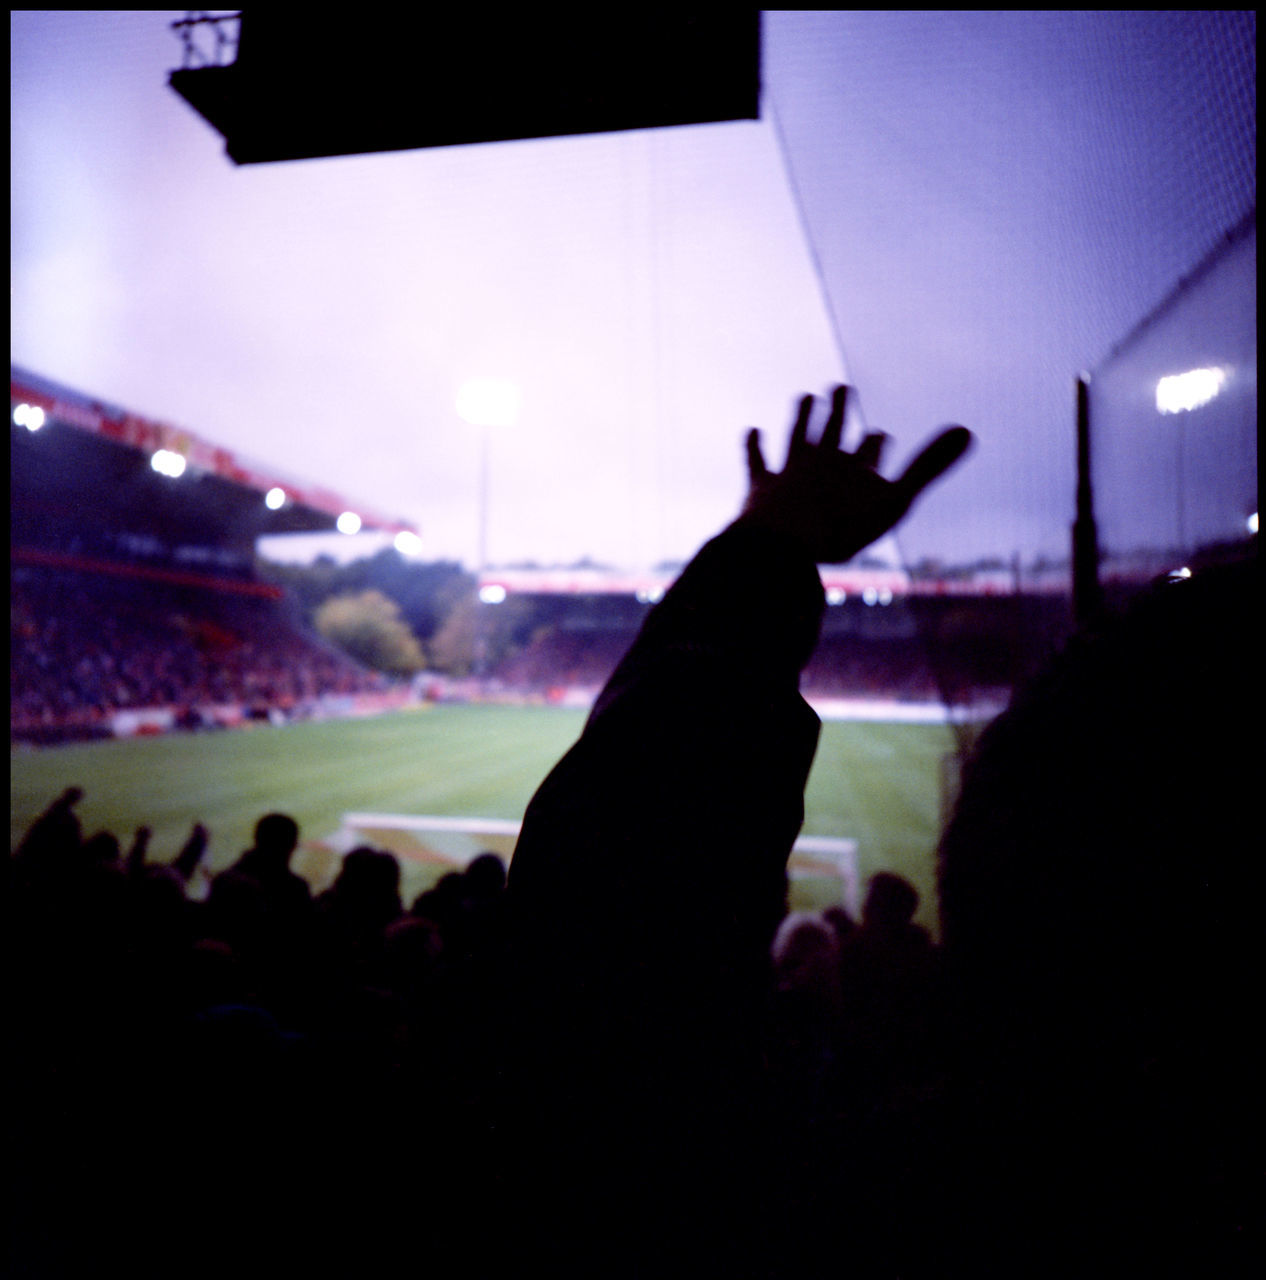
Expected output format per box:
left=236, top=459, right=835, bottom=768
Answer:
left=13, top=403, right=45, bottom=431
left=265, top=486, right=287, bottom=510
left=455, top=377, right=520, bottom=429
left=336, top=511, right=362, bottom=535
left=1155, top=367, right=1226, bottom=415
left=151, top=449, right=187, bottom=478
left=456, top=376, right=520, bottom=572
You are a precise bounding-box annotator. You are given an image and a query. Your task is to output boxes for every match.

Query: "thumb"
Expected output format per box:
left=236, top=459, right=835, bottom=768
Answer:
left=895, top=426, right=972, bottom=506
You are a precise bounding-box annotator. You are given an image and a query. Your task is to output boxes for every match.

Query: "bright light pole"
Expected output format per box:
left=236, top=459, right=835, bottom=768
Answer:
left=456, top=378, right=520, bottom=688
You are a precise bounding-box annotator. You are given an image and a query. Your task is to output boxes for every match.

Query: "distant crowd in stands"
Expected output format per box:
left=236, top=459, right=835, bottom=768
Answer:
left=12, top=570, right=1012, bottom=744
left=470, top=622, right=998, bottom=705
left=493, top=626, right=633, bottom=695
left=11, top=568, right=390, bottom=739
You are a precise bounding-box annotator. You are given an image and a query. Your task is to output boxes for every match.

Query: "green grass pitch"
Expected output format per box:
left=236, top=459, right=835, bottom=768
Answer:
left=10, top=705, right=955, bottom=933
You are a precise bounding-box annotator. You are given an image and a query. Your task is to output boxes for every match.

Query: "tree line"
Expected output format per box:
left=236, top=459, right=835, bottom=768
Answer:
left=258, top=548, right=551, bottom=679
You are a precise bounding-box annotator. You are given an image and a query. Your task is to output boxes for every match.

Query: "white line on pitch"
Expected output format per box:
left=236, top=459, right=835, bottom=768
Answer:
left=341, top=813, right=523, bottom=836
left=342, top=812, right=857, bottom=856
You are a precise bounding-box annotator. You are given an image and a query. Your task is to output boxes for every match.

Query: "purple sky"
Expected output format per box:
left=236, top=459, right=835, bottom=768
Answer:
left=11, top=11, right=1255, bottom=570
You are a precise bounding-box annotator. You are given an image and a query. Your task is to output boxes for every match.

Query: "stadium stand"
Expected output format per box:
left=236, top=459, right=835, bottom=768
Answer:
left=11, top=366, right=410, bottom=743
left=482, top=588, right=1069, bottom=714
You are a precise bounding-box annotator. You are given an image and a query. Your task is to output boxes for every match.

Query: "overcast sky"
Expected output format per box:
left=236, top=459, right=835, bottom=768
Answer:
left=11, top=11, right=1255, bottom=571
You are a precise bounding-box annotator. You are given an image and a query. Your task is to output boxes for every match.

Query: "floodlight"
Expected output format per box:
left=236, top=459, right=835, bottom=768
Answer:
left=151, top=449, right=187, bottom=478
left=394, top=530, right=423, bottom=556
left=14, top=403, right=45, bottom=431
left=1155, top=367, right=1226, bottom=415
left=265, top=486, right=287, bottom=510
left=337, top=511, right=362, bottom=535
left=456, top=378, right=520, bottom=428
left=479, top=584, right=508, bottom=604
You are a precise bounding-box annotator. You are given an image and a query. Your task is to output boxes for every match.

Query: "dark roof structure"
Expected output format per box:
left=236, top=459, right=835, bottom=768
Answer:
left=11, top=365, right=417, bottom=560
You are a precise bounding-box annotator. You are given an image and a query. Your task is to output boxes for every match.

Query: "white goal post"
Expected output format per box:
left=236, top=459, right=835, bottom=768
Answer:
left=337, top=812, right=860, bottom=915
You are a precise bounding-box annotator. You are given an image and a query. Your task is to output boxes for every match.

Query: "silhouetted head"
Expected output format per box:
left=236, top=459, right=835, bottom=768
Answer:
left=821, top=903, right=858, bottom=943
left=772, top=912, right=841, bottom=993
left=339, top=846, right=401, bottom=894
left=330, top=847, right=403, bottom=928
left=465, top=851, right=507, bottom=898
left=862, top=872, right=918, bottom=931
left=939, top=557, right=1259, bottom=1057
left=252, top=812, right=299, bottom=859
left=412, top=871, right=465, bottom=922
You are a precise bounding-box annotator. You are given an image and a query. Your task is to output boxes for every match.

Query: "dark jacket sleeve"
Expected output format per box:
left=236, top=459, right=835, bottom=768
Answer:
left=505, top=519, right=825, bottom=1032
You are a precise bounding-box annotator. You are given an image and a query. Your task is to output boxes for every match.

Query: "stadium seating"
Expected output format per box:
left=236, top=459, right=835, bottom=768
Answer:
left=11, top=562, right=390, bottom=743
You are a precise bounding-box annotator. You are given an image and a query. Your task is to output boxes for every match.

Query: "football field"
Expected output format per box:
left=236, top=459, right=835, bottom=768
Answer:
left=10, top=703, right=955, bottom=932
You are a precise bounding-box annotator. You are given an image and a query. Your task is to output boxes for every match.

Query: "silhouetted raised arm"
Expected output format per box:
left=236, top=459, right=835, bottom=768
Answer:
left=508, top=384, right=971, bottom=1006
left=502, top=384, right=971, bottom=1275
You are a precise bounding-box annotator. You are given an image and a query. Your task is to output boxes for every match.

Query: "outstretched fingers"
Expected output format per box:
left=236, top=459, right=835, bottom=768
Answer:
left=745, top=428, right=769, bottom=483
left=819, top=384, right=849, bottom=452
left=785, top=394, right=815, bottom=465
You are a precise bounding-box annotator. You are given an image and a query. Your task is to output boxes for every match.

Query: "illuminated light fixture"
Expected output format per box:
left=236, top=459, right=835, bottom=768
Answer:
left=877, top=587, right=893, bottom=606
left=456, top=377, right=520, bottom=428
left=151, top=449, right=187, bottom=478
left=336, top=511, right=362, bottom=535
left=862, top=587, right=878, bottom=606
left=13, top=403, right=46, bottom=431
left=394, top=530, right=422, bottom=556
left=479, top=584, right=508, bottom=604
left=1249, top=512, right=1259, bottom=535
left=264, top=486, right=287, bottom=510
left=1166, top=566, right=1193, bottom=582
left=1155, top=367, right=1226, bottom=414
left=825, top=587, right=847, bottom=605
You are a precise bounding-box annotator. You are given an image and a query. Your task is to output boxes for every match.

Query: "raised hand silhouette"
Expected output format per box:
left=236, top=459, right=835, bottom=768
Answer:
left=740, top=384, right=972, bottom=563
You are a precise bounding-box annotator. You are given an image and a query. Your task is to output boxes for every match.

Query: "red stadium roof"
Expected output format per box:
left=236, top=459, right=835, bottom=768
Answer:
left=11, top=365, right=417, bottom=536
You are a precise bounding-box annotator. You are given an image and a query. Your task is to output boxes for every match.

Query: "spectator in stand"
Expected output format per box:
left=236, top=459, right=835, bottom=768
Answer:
left=221, top=813, right=310, bottom=916
left=934, top=552, right=1259, bottom=1277
left=203, top=812, right=317, bottom=1025
left=503, top=385, right=970, bottom=1277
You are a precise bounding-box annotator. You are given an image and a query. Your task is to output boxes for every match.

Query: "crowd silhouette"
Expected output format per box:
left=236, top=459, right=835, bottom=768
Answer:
left=8, top=386, right=1257, bottom=1278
